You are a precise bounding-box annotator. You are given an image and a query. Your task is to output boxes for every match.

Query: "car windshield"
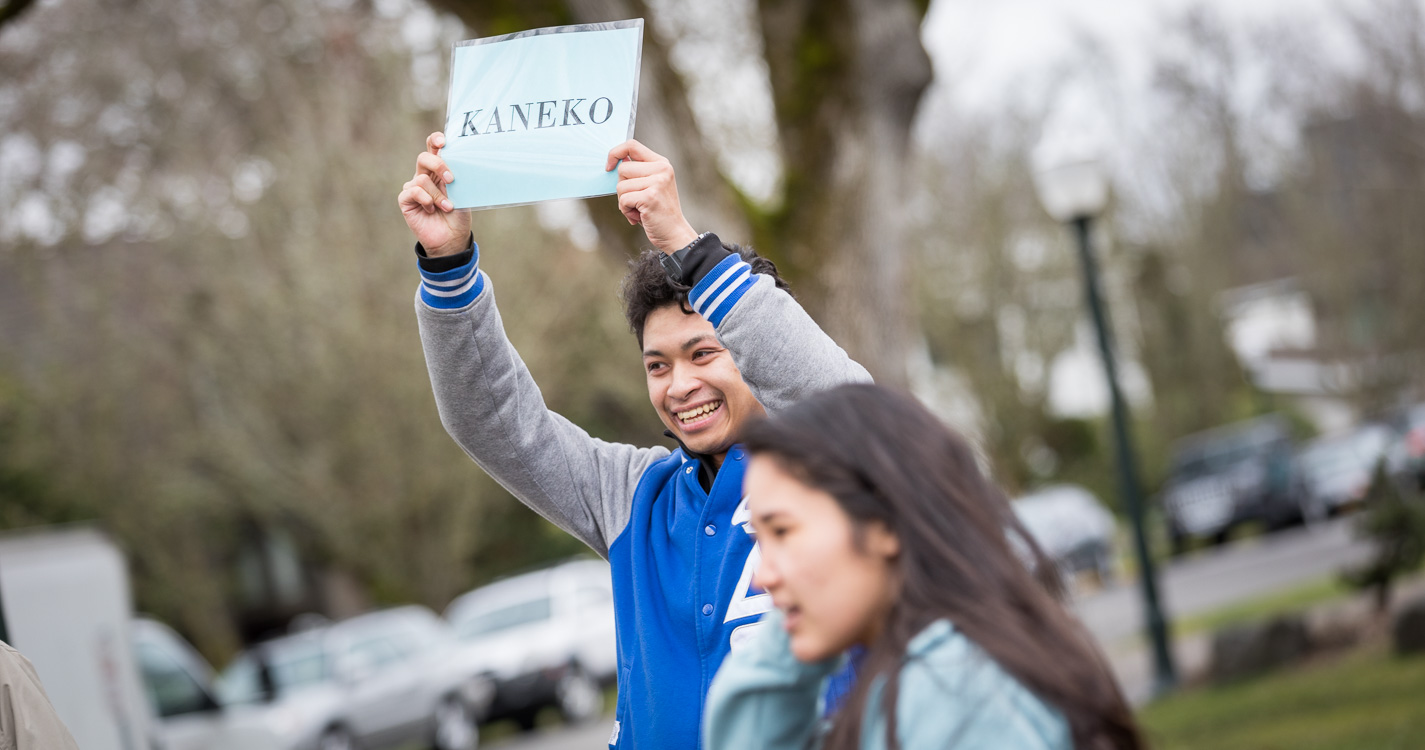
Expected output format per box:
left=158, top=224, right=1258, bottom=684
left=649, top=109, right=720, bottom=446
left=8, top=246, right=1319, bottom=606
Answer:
left=343, top=610, right=446, bottom=650
left=1301, top=428, right=1391, bottom=481
left=1172, top=445, right=1245, bottom=479
left=1012, top=488, right=1109, bottom=553
left=1172, top=425, right=1281, bottom=480
left=454, top=596, right=552, bottom=640
left=216, top=639, right=328, bottom=704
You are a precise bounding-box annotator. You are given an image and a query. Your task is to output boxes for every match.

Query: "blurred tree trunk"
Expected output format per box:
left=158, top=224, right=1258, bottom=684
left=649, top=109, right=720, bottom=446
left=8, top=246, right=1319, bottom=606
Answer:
left=429, top=0, right=933, bottom=386
left=753, top=0, right=931, bottom=387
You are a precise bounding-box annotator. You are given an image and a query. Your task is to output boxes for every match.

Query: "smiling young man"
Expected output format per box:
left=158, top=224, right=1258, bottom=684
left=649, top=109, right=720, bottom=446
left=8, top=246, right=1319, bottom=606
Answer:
left=398, top=135, right=870, bottom=749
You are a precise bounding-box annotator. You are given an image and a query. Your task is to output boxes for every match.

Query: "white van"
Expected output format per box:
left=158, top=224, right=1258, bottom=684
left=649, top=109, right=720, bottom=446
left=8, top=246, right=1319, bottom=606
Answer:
left=0, top=525, right=276, bottom=750
left=0, top=526, right=153, bottom=749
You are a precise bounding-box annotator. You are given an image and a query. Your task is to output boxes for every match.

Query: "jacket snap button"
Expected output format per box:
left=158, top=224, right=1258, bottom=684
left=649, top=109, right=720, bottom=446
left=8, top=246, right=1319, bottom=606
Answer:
left=686, top=466, right=694, bottom=474
left=704, top=524, right=716, bottom=536
left=702, top=604, right=713, bottom=616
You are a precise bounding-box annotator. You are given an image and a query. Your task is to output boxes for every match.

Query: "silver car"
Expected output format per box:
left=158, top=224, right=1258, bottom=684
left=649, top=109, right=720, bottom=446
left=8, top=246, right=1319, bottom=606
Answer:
left=443, top=559, right=615, bottom=730
left=1160, top=415, right=1300, bottom=552
left=1296, top=423, right=1398, bottom=519
left=1012, top=484, right=1118, bottom=585
left=217, top=606, right=490, bottom=750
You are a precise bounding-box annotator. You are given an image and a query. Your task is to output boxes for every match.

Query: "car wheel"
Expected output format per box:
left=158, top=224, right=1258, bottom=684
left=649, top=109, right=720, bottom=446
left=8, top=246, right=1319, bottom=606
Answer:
left=555, top=666, right=602, bottom=725
left=433, top=696, right=478, bottom=750
left=512, top=707, right=539, bottom=732
left=319, top=728, right=355, bottom=750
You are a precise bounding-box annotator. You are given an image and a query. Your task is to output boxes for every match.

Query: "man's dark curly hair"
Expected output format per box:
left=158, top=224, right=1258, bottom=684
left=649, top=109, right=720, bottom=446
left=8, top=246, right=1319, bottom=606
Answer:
left=620, top=242, right=792, bottom=348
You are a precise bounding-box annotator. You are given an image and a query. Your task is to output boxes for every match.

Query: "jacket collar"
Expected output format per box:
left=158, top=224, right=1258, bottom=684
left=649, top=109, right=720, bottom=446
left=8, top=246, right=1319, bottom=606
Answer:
left=663, top=429, right=719, bottom=492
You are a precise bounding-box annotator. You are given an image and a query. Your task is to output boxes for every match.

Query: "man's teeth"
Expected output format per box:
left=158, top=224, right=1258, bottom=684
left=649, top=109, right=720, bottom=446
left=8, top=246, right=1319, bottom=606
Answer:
left=677, top=401, right=722, bottom=422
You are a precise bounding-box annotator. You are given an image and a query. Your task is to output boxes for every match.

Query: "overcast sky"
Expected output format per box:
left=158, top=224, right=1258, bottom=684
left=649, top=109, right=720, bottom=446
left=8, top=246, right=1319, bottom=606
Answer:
left=920, top=0, right=1378, bottom=115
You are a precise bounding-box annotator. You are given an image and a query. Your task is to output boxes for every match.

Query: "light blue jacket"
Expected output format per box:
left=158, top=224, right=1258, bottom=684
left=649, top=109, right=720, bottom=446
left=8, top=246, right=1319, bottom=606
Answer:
left=704, top=610, right=1071, bottom=749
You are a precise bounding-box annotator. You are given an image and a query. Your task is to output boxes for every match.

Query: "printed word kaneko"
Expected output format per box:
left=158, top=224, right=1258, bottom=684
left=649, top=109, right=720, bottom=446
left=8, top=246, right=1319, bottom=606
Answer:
left=457, top=97, right=616, bottom=137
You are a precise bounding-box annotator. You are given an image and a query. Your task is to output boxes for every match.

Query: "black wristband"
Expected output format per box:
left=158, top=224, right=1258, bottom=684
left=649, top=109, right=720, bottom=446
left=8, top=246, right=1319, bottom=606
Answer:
left=416, top=234, right=474, bottom=274
left=663, top=232, right=730, bottom=286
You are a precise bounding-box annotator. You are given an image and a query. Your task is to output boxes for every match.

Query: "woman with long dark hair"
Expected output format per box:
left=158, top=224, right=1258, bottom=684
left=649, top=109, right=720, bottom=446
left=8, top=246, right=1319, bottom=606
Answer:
left=704, top=384, right=1143, bottom=749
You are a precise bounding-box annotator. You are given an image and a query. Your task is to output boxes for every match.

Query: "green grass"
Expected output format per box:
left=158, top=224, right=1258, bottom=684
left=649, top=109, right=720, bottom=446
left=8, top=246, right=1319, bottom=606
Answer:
left=1139, top=646, right=1425, bottom=750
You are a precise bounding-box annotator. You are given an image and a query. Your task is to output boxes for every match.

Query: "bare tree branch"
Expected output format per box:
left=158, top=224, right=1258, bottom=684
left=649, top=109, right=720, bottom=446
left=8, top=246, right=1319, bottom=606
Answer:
left=0, top=0, right=38, bottom=31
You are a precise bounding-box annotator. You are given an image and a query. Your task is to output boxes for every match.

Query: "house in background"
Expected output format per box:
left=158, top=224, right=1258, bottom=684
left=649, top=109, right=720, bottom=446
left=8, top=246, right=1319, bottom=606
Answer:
left=1220, top=278, right=1358, bottom=435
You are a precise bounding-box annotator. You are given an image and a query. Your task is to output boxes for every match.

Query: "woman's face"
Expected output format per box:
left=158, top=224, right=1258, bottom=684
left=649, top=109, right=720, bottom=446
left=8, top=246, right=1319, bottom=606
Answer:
left=746, top=455, right=900, bottom=663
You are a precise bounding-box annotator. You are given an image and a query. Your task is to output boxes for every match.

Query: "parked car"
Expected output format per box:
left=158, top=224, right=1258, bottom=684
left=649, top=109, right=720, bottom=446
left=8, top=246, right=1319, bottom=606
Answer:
left=1295, top=423, right=1397, bottom=520
left=443, top=558, right=615, bottom=730
left=1160, top=414, right=1303, bottom=554
left=216, top=606, right=490, bottom=750
left=132, top=617, right=284, bottom=750
left=1386, top=403, right=1425, bottom=490
left=1012, top=484, right=1118, bottom=585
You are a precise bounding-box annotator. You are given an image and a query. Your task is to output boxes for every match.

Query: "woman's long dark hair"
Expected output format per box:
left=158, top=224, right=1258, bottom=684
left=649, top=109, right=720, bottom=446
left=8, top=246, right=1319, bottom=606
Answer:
left=742, top=384, right=1143, bottom=750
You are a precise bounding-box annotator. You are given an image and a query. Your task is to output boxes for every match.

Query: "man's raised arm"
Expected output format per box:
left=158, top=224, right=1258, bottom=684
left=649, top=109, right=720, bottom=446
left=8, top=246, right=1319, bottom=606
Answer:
left=399, top=132, right=666, bottom=558
left=608, top=140, right=872, bottom=412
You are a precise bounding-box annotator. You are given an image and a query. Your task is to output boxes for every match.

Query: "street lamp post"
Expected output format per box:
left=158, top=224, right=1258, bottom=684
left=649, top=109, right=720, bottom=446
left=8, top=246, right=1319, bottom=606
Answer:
left=1034, top=159, right=1177, bottom=695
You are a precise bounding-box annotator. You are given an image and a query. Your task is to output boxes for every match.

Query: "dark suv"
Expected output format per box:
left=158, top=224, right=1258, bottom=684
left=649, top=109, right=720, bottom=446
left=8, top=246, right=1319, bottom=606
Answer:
left=1160, top=415, right=1302, bottom=554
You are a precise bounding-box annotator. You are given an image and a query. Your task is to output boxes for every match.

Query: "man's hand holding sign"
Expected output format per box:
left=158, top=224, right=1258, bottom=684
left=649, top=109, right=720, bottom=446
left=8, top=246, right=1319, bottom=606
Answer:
left=395, top=19, right=872, bottom=750
left=397, top=131, right=467, bottom=258
left=399, top=133, right=695, bottom=257
left=607, top=140, right=698, bottom=254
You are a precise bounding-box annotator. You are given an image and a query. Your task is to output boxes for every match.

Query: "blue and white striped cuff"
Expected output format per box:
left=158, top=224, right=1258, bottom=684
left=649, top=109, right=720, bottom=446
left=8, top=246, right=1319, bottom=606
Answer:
left=689, top=254, right=756, bottom=327
left=418, top=245, right=485, bottom=310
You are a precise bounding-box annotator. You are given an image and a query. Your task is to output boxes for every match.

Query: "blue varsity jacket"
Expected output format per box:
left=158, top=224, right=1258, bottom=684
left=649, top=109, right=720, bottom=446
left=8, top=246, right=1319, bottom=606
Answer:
left=413, top=233, right=872, bottom=749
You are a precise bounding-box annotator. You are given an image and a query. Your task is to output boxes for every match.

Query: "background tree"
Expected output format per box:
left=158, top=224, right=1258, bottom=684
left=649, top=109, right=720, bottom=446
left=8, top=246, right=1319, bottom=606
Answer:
left=1344, top=464, right=1425, bottom=612
left=0, top=0, right=35, bottom=29
left=0, top=0, right=652, bottom=661
left=912, top=110, right=1082, bottom=493
left=1277, top=0, right=1425, bottom=415
left=1130, top=7, right=1261, bottom=443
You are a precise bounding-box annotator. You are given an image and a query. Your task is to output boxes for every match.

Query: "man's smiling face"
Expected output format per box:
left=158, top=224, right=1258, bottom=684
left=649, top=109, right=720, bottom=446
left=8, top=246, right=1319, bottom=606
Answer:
left=642, top=304, right=765, bottom=462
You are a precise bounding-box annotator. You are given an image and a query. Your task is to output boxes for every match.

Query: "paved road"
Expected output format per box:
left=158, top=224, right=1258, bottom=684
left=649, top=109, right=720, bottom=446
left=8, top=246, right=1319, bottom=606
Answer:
left=1072, top=515, right=1370, bottom=644
left=489, top=516, right=1373, bottom=746
left=1072, top=515, right=1373, bottom=704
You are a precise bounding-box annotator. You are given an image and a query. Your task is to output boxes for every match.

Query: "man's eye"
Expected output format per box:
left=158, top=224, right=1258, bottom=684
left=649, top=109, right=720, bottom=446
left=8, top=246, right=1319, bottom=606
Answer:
left=693, top=349, right=718, bottom=361
left=646, top=362, right=665, bottom=374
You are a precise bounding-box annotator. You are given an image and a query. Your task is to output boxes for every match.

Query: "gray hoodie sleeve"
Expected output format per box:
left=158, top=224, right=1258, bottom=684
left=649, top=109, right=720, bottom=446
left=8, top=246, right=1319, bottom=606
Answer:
left=684, top=251, right=874, bottom=410
left=415, top=255, right=668, bottom=558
